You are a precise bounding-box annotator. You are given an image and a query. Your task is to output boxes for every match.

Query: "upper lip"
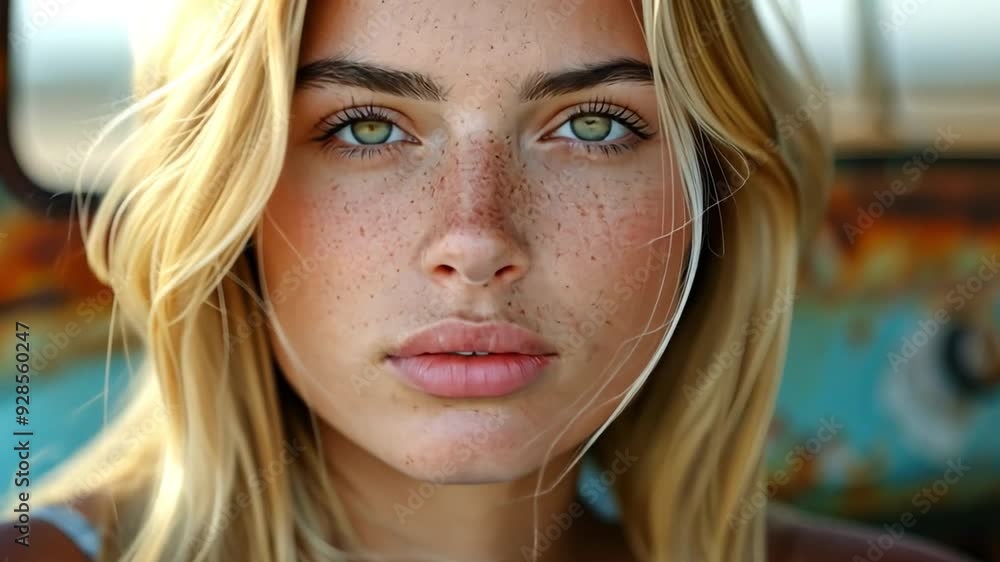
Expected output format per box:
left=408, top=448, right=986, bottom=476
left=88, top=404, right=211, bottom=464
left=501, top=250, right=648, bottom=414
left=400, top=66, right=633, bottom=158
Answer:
left=387, top=320, right=558, bottom=358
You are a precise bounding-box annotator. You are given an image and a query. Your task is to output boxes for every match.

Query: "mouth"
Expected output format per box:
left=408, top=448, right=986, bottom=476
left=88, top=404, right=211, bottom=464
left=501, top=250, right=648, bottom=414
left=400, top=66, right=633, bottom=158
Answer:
left=385, top=320, right=558, bottom=398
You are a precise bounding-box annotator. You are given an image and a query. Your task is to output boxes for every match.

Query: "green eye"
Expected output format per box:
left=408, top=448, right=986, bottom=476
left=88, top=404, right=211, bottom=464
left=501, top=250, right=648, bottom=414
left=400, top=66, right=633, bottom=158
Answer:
left=569, top=115, right=612, bottom=141
left=351, top=121, right=393, bottom=144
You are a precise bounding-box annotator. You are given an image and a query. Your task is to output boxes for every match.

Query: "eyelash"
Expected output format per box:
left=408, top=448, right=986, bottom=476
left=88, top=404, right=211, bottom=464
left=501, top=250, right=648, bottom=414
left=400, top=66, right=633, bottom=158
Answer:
left=555, top=96, right=655, bottom=156
left=313, top=104, right=408, bottom=160
left=313, top=97, right=655, bottom=159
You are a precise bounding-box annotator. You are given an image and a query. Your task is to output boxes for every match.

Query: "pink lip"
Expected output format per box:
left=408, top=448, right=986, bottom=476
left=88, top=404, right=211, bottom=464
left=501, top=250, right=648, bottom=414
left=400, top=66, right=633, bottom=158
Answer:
left=385, top=320, right=558, bottom=398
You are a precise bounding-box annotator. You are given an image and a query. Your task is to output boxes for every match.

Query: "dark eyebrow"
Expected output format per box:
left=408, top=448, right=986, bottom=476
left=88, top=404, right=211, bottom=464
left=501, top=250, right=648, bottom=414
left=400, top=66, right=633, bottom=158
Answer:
left=519, top=57, right=654, bottom=101
left=295, top=56, right=448, bottom=101
left=294, top=56, right=654, bottom=102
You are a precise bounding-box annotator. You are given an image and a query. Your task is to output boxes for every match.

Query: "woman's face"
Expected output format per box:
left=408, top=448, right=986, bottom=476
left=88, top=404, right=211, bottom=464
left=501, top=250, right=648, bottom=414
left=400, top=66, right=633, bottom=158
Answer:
left=257, top=0, right=690, bottom=483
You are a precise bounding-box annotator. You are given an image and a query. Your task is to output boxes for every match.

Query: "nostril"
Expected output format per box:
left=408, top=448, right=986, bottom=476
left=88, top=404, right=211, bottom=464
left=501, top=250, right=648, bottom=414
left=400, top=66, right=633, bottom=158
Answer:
left=433, top=264, right=457, bottom=277
left=495, top=264, right=519, bottom=281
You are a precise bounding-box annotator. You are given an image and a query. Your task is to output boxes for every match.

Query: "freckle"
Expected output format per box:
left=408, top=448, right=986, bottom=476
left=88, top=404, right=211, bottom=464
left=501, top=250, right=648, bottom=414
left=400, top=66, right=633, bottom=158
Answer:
left=359, top=226, right=365, bottom=236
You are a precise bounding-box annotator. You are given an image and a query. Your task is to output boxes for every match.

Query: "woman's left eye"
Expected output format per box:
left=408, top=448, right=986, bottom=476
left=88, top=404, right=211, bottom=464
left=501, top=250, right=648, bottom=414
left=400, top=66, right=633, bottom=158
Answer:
left=543, top=101, right=654, bottom=153
left=551, top=114, right=631, bottom=143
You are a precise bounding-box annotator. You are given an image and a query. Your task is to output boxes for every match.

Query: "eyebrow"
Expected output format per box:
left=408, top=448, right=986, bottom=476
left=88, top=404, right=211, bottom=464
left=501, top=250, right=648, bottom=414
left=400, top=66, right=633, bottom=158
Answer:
left=295, top=56, right=654, bottom=101
left=519, top=57, right=654, bottom=100
left=295, top=56, right=448, bottom=101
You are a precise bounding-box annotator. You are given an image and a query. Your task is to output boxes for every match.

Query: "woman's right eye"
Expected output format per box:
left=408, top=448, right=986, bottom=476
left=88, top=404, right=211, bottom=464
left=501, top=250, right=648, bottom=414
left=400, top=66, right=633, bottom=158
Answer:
left=314, top=105, right=417, bottom=158
left=334, top=119, right=409, bottom=146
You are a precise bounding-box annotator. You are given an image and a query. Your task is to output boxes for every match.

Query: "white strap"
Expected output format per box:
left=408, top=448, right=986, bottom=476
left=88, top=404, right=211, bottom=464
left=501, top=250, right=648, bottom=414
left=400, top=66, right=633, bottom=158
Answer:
left=34, top=504, right=100, bottom=560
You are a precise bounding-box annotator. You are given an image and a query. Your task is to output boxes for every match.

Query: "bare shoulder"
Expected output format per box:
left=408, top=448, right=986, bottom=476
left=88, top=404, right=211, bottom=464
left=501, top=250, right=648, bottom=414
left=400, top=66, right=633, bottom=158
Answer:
left=767, top=503, right=978, bottom=562
left=0, top=493, right=106, bottom=561
left=0, top=518, right=92, bottom=561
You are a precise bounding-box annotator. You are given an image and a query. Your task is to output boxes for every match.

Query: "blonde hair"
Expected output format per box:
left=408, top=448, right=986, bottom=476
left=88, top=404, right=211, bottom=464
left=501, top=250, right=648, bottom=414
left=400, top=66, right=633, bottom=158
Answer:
left=29, top=0, right=831, bottom=560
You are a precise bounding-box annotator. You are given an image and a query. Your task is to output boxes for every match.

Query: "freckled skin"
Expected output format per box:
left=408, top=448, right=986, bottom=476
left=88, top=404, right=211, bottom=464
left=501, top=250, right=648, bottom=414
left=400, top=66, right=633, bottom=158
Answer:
left=257, top=0, right=690, bottom=484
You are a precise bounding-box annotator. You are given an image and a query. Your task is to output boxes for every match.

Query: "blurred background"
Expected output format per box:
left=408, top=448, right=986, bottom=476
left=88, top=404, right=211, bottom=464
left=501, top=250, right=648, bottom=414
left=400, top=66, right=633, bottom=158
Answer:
left=0, top=0, right=997, bottom=560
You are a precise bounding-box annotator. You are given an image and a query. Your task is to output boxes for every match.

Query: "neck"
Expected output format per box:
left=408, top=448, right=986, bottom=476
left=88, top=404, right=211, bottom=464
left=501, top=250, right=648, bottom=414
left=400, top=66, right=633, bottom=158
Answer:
left=320, top=426, right=623, bottom=562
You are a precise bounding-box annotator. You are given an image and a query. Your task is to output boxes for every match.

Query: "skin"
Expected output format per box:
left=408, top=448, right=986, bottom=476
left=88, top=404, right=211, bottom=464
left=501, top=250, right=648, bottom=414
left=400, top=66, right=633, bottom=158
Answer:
left=256, top=0, right=684, bottom=560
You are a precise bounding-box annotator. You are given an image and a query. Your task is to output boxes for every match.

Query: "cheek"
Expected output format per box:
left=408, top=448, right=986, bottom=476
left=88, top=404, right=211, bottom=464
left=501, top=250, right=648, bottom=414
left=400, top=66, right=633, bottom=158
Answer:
left=607, top=162, right=689, bottom=253
left=266, top=162, right=371, bottom=253
left=540, top=159, right=684, bottom=274
left=610, top=198, right=672, bottom=255
left=549, top=167, right=687, bottom=345
left=260, top=166, right=406, bottom=297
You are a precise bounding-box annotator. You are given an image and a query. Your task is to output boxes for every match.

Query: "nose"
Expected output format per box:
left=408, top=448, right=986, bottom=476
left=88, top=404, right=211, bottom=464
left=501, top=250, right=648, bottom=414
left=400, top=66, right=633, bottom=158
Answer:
left=420, top=139, right=531, bottom=290
left=422, top=229, right=530, bottom=288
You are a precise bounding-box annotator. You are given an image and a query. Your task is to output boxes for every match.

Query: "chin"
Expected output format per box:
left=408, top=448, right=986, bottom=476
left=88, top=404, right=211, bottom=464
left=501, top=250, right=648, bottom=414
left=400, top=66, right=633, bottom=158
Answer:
left=391, top=448, right=545, bottom=485
left=383, top=407, right=560, bottom=484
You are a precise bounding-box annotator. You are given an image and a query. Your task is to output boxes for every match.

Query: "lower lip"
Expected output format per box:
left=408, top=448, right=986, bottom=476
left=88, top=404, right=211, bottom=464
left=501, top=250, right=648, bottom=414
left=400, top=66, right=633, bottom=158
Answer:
left=386, top=353, right=555, bottom=398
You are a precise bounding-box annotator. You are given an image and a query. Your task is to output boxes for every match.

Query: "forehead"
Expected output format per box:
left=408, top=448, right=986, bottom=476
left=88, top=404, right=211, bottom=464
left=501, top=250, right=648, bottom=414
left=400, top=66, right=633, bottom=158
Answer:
left=299, top=0, right=649, bottom=78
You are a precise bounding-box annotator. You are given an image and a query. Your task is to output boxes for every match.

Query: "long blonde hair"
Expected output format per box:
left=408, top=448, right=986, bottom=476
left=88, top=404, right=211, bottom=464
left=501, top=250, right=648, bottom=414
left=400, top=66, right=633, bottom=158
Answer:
left=30, top=0, right=831, bottom=560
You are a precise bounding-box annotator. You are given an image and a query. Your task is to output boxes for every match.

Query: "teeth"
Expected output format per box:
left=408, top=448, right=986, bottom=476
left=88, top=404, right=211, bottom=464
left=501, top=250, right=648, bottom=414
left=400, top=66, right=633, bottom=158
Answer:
left=451, top=351, right=491, bottom=356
